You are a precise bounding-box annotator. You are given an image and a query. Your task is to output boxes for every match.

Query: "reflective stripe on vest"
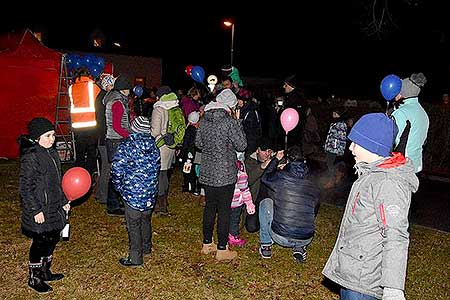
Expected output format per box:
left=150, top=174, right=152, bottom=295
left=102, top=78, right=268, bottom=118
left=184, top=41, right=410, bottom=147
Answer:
left=69, top=76, right=100, bottom=129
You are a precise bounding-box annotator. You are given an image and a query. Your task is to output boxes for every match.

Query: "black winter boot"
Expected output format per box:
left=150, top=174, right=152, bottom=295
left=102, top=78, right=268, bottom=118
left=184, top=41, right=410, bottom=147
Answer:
left=42, top=255, right=64, bottom=281
left=28, top=262, right=53, bottom=293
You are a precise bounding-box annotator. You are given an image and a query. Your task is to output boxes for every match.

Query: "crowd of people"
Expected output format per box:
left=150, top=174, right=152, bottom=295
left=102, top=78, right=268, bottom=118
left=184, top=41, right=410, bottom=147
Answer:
left=18, top=69, right=431, bottom=300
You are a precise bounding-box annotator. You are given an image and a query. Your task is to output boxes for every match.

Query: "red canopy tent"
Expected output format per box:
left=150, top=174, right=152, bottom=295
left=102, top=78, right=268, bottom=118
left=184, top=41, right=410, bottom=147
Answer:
left=0, top=29, right=61, bottom=158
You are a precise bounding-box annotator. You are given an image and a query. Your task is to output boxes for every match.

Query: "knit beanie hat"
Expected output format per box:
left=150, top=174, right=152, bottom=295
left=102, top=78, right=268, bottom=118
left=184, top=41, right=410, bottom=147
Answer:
left=113, top=74, right=132, bottom=90
left=400, top=72, right=427, bottom=99
left=187, top=111, right=200, bottom=124
left=131, top=116, right=150, bottom=134
left=216, top=88, right=237, bottom=108
left=28, top=117, right=54, bottom=141
left=156, top=86, right=172, bottom=98
left=348, top=113, right=398, bottom=157
left=284, top=74, right=299, bottom=89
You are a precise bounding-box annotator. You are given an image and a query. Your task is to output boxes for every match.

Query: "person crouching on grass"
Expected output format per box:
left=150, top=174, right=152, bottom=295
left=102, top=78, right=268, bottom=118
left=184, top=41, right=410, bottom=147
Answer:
left=322, top=113, right=419, bottom=300
left=19, top=117, right=70, bottom=293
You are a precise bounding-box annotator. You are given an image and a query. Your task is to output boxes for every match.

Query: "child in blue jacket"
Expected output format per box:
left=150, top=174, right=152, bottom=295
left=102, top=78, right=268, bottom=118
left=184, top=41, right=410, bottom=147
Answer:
left=111, top=116, right=160, bottom=267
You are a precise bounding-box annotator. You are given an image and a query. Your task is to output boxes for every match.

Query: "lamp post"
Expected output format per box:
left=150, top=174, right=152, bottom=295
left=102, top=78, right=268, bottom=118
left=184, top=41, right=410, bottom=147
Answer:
left=223, top=20, right=235, bottom=66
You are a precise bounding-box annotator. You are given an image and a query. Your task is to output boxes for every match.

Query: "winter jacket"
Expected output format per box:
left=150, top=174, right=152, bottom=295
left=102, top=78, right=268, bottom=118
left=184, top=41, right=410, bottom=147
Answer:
left=322, top=153, right=419, bottom=299
left=262, top=158, right=320, bottom=240
left=103, top=90, right=130, bottom=140
left=231, top=169, right=253, bottom=209
left=324, top=120, right=347, bottom=156
left=239, top=102, right=262, bottom=155
left=284, top=89, right=306, bottom=147
left=180, top=96, right=200, bottom=120
left=195, top=108, right=247, bottom=187
left=19, top=145, right=68, bottom=236
left=180, top=125, right=197, bottom=163
left=151, top=93, right=178, bottom=170
left=111, top=133, right=160, bottom=211
left=392, top=97, right=429, bottom=173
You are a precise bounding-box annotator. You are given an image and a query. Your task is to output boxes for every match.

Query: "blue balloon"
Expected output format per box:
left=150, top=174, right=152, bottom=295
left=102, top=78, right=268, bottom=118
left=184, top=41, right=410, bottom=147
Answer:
left=380, top=74, right=402, bottom=101
left=133, top=85, right=144, bottom=97
left=191, top=66, right=205, bottom=83
left=72, top=54, right=82, bottom=69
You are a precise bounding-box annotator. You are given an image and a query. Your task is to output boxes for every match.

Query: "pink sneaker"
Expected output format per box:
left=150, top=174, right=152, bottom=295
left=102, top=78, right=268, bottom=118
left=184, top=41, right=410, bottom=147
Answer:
left=228, top=234, right=247, bottom=247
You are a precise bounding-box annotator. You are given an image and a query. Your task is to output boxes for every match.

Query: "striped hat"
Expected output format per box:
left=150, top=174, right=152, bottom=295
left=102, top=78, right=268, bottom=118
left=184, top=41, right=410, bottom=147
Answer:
left=100, top=75, right=116, bottom=90
left=131, top=116, right=150, bottom=134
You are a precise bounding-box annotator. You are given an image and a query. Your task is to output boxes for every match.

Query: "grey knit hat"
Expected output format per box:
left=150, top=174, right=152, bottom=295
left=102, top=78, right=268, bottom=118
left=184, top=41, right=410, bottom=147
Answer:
left=216, top=88, right=237, bottom=108
left=400, top=72, right=427, bottom=99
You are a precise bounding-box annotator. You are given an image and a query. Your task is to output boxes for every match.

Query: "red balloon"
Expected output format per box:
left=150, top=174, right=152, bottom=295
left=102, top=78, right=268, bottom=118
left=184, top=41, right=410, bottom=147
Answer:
left=62, top=167, right=91, bottom=201
left=185, top=65, right=193, bottom=76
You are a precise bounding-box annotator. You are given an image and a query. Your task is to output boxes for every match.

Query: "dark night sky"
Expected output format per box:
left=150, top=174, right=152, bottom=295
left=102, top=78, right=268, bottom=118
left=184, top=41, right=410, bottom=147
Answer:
left=1, top=1, right=449, bottom=99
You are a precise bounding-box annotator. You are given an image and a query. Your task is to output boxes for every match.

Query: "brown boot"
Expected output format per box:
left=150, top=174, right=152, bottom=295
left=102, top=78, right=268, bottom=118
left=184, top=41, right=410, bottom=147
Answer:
left=215, top=246, right=237, bottom=261
left=199, top=195, right=206, bottom=207
left=201, top=242, right=217, bottom=255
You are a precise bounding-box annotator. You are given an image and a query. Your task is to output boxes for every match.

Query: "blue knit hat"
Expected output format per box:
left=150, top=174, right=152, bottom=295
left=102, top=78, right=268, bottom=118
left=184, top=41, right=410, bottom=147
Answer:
left=348, top=113, right=398, bottom=157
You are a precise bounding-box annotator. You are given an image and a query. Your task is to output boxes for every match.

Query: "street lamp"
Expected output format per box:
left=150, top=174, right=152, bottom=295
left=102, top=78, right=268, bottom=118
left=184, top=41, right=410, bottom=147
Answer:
left=223, top=20, right=235, bottom=66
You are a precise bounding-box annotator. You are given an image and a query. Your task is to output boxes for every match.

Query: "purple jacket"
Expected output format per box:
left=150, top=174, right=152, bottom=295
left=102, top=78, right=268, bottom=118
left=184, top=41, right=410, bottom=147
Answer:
left=180, top=96, right=200, bottom=120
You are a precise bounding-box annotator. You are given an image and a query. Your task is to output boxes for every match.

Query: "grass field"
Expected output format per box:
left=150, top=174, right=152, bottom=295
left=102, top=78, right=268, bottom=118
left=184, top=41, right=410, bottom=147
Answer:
left=0, top=160, right=449, bottom=300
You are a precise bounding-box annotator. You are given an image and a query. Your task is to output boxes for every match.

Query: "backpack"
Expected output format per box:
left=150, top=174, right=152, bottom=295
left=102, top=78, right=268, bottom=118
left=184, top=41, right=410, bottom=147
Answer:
left=156, top=106, right=186, bottom=149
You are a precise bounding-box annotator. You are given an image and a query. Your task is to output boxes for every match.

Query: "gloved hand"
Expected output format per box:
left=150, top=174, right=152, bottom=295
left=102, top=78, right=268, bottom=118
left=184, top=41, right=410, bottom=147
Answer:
left=246, top=202, right=255, bottom=215
left=382, top=287, right=406, bottom=300
left=163, top=133, right=175, bottom=146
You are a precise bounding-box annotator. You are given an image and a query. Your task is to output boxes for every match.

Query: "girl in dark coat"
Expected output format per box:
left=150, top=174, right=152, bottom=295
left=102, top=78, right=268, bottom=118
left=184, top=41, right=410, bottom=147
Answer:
left=19, top=117, right=70, bottom=293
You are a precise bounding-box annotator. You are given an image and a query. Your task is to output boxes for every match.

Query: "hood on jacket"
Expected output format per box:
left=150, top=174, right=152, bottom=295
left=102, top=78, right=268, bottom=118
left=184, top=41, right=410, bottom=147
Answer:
left=126, top=134, right=158, bottom=154
left=355, top=152, right=419, bottom=193
left=153, top=92, right=179, bottom=110
left=203, top=107, right=230, bottom=122
left=282, top=160, right=309, bottom=179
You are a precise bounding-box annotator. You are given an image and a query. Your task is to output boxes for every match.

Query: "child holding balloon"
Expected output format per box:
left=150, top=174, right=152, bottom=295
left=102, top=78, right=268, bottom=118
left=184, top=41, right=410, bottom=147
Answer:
left=19, top=117, right=70, bottom=294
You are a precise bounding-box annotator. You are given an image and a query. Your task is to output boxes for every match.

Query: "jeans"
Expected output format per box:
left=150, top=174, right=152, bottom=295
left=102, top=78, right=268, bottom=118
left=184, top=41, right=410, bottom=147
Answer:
left=229, top=206, right=243, bottom=237
left=203, top=184, right=234, bottom=249
left=124, top=204, right=152, bottom=265
left=340, top=288, right=378, bottom=300
left=259, top=198, right=312, bottom=251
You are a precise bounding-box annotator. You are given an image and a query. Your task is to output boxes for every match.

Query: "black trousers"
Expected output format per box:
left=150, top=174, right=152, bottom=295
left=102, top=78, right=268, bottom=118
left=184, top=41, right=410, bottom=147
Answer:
left=202, top=184, right=234, bottom=250
left=29, top=230, right=61, bottom=263
left=74, top=130, right=98, bottom=175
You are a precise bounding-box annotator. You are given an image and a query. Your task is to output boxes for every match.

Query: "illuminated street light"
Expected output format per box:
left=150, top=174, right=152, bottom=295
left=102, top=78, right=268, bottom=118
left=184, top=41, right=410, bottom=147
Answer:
left=223, top=20, right=235, bottom=66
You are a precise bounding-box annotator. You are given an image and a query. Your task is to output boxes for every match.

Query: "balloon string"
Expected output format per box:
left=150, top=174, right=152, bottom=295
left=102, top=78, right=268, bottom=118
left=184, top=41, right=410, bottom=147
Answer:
left=285, top=134, right=288, bottom=151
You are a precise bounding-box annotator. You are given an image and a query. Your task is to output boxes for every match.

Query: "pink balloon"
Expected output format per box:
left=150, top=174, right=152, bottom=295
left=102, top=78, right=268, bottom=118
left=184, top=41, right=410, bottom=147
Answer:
left=280, top=108, right=299, bottom=133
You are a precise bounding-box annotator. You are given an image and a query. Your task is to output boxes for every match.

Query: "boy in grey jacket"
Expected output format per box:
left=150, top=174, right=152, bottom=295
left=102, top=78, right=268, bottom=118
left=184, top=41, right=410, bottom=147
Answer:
left=323, top=113, right=419, bottom=300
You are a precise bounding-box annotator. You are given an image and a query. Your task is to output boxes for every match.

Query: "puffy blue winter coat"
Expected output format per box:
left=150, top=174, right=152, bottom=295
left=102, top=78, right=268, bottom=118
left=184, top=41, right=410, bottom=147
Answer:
left=111, top=133, right=160, bottom=211
left=262, top=158, right=320, bottom=240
